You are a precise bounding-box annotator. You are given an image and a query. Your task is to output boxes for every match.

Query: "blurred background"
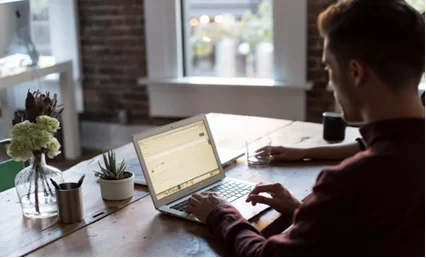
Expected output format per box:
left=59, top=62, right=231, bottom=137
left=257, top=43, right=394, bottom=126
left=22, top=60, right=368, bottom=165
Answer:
left=0, top=0, right=424, bottom=168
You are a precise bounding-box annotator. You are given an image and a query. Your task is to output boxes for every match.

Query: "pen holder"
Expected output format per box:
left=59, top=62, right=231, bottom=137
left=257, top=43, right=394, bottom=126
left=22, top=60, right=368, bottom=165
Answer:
left=55, top=183, right=84, bottom=224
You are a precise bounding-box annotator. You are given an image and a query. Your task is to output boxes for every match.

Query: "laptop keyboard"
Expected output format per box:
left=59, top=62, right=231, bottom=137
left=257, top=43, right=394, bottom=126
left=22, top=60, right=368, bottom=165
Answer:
left=170, top=180, right=254, bottom=212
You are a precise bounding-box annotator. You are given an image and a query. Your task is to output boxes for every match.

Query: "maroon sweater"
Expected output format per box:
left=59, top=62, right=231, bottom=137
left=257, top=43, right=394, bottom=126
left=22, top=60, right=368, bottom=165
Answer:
left=206, top=118, right=425, bottom=256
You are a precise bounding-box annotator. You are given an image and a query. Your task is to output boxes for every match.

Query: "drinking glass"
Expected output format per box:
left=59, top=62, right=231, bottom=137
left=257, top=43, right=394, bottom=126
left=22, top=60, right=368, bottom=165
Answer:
left=245, top=136, right=272, bottom=168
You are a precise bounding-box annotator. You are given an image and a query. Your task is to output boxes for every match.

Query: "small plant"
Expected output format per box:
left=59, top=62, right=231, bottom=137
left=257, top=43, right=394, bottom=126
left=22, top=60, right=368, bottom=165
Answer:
left=94, top=150, right=128, bottom=180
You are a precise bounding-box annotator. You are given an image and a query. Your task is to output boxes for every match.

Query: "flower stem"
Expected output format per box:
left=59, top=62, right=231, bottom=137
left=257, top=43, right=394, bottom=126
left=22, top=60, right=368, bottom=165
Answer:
left=32, top=153, right=47, bottom=214
left=34, top=164, right=40, bottom=214
left=38, top=165, right=48, bottom=196
left=27, top=170, right=34, bottom=199
left=39, top=166, right=53, bottom=196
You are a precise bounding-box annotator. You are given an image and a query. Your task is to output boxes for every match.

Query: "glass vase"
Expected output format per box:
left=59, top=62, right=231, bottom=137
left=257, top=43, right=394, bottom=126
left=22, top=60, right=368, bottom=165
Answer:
left=14, top=153, right=63, bottom=218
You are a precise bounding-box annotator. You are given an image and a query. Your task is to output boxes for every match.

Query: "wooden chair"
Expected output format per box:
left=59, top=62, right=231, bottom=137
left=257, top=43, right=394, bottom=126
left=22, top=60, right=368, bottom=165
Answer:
left=0, top=139, right=28, bottom=192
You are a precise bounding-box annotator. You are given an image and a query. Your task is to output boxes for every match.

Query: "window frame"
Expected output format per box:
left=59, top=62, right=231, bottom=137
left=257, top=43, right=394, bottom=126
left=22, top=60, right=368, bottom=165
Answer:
left=144, top=0, right=308, bottom=84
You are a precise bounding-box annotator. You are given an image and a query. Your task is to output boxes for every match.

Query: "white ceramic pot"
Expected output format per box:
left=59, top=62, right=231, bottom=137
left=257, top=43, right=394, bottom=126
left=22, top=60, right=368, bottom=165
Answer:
left=99, top=172, right=134, bottom=200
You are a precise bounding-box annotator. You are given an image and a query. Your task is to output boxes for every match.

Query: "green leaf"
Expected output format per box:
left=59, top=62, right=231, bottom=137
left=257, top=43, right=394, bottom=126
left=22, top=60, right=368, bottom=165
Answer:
left=100, top=166, right=115, bottom=179
left=111, top=151, right=116, bottom=174
left=98, top=161, right=113, bottom=179
left=118, top=159, right=126, bottom=173
left=107, top=151, right=110, bottom=168
left=103, top=152, right=108, bottom=168
left=94, top=171, right=103, bottom=177
left=97, top=161, right=104, bottom=171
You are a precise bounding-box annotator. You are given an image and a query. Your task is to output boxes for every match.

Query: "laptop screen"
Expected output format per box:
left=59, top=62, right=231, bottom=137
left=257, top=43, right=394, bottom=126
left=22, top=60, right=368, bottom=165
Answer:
left=137, top=121, right=221, bottom=200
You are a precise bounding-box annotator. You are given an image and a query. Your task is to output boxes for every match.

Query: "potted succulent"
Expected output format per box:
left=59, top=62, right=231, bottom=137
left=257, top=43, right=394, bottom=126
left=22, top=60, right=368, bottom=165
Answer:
left=94, top=150, right=134, bottom=200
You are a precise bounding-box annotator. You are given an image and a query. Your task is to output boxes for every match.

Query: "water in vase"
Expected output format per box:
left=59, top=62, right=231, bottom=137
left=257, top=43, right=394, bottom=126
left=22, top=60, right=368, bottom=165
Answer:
left=19, top=193, right=58, bottom=218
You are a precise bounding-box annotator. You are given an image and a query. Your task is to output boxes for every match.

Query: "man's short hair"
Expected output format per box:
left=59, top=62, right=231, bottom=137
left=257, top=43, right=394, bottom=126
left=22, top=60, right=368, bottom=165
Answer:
left=318, top=0, right=425, bottom=92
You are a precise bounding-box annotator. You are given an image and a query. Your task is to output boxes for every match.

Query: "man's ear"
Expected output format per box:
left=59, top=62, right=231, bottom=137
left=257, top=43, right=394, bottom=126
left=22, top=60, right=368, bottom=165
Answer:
left=349, top=59, right=366, bottom=87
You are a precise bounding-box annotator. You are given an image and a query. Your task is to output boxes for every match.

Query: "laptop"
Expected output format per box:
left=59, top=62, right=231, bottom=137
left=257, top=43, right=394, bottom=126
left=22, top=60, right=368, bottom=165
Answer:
left=218, top=148, right=245, bottom=167
left=131, top=148, right=244, bottom=186
left=132, top=114, right=270, bottom=223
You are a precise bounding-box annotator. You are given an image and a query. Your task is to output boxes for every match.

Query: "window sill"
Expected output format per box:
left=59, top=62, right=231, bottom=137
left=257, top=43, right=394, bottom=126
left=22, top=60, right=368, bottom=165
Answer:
left=327, top=82, right=425, bottom=96
left=138, top=77, right=312, bottom=90
left=138, top=77, right=313, bottom=120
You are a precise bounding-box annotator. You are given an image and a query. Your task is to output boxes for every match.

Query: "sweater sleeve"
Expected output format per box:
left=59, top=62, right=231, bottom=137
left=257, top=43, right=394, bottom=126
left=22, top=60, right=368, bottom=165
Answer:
left=205, top=170, right=357, bottom=256
left=206, top=204, right=268, bottom=256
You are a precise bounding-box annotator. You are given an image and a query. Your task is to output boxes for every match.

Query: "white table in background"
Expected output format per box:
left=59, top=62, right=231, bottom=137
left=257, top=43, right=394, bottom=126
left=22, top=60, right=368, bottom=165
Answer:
left=0, top=57, right=81, bottom=159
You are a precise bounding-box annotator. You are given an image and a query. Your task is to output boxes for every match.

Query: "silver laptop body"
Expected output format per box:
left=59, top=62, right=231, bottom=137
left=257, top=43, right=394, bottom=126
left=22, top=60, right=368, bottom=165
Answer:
left=132, top=114, right=269, bottom=223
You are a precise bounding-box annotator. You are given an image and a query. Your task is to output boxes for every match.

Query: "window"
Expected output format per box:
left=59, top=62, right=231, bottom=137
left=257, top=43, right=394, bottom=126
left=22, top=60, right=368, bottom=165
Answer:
left=145, top=0, right=306, bottom=83
left=405, top=0, right=425, bottom=13
left=30, top=0, right=51, bottom=56
left=143, top=0, right=309, bottom=119
left=182, top=0, right=273, bottom=78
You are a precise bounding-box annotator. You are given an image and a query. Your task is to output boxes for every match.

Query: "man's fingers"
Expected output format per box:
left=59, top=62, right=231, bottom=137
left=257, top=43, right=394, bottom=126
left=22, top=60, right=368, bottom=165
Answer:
left=186, top=197, right=201, bottom=212
left=256, top=146, right=269, bottom=153
left=247, top=184, right=279, bottom=197
left=192, top=193, right=205, bottom=201
left=189, top=194, right=203, bottom=204
left=199, top=191, right=217, bottom=195
left=206, top=191, right=218, bottom=196
left=199, top=191, right=219, bottom=198
left=186, top=204, right=195, bottom=213
left=246, top=194, right=273, bottom=206
left=256, top=146, right=281, bottom=154
left=256, top=146, right=265, bottom=152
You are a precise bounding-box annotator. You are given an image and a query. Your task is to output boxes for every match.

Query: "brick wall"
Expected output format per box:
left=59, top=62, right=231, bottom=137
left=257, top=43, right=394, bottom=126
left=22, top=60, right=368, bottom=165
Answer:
left=78, top=0, right=336, bottom=124
left=78, top=0, right=149, bottom=124
left=306, top=0, right=337, bottom=123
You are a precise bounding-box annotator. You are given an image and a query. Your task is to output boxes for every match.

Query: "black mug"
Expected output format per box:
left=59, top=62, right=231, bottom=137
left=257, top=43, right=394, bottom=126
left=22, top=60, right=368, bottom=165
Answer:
left=322, top=112, right=346, bottom=142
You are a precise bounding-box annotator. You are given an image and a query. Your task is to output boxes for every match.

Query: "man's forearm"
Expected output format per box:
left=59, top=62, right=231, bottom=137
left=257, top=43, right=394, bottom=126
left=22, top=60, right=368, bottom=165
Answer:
left=303, top=141, right=361, bottom=160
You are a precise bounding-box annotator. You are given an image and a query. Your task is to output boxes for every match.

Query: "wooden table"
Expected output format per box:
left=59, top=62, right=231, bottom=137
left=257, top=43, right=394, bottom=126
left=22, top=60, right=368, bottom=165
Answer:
left=0, top=113, right=361, bottom=256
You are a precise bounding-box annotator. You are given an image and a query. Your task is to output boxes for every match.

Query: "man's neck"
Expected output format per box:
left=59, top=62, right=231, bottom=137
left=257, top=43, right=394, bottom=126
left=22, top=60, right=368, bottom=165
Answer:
left=362, top=92, right=425, bottom=123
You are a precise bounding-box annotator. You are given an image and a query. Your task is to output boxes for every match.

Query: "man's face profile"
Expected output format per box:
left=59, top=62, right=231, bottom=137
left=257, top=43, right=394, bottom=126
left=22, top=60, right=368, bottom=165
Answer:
left=322, top=39, right=363, bottom=123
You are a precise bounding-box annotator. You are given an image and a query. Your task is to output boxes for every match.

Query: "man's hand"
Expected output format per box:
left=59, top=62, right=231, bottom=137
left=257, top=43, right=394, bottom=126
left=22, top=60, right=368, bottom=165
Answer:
left=258, top=146, right=308, bottom=163
left=246, top=183, right=302, bottom=215
left=186, top=192, right=229, bottom=223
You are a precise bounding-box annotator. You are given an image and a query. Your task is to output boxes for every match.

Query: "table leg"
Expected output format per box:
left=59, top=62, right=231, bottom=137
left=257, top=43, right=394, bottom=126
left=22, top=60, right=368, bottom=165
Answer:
left=59, top=63, right=81, bottom=159
left=0, top=88, right=14, bottom=139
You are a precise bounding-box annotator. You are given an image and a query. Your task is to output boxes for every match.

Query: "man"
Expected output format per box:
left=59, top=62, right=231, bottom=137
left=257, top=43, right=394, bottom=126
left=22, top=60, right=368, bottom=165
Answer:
left=186, top=0, right=425, bottom=256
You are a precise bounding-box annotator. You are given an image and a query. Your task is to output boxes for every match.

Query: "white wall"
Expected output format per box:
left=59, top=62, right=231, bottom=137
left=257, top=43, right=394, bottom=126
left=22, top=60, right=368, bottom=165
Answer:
left=148, top=84, right=307, bottom=120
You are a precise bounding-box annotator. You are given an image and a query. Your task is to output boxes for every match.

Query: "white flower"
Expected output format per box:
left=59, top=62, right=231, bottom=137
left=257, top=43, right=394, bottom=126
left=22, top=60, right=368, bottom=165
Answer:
left=36, top=115, right=60, bottom=133
left=46, top=137, right=61, bottom=159
left=7, top=119, right=62, bottom=161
